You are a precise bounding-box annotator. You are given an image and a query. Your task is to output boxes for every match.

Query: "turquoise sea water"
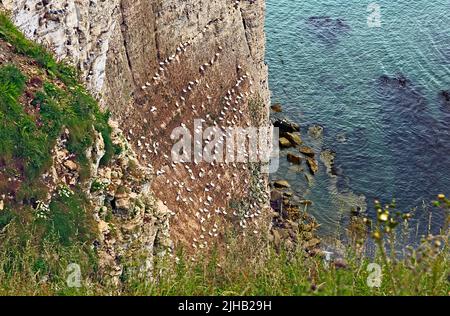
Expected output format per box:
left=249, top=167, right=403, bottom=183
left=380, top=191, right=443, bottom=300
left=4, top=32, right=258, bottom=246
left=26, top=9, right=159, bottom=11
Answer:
left=265, top=0, right=450, bottom=236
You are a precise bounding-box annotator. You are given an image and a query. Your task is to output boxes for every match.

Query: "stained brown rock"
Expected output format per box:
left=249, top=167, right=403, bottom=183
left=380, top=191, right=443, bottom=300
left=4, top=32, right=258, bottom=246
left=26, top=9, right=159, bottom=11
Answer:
left=299, top=146, right=315, bottom=157
left=270, top=189, right=283, bottom=202
left=273, top=180, right=291, bottom=189
left=306, top=157, right=319, bottom=175
left=284, top=132, right=303, bottom=146
left=280, top=137, right=293, bottom=148
left=63, top=160, right=78, bottom=171
left=287, top=153, right=302, bottom=165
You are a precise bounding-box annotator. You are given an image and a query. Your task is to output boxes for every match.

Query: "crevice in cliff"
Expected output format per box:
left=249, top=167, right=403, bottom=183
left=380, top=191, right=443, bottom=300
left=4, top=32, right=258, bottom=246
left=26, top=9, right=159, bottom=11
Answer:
left=239, top=8, right=254, bottom=60
left=119, top=0, right=136, bottom=86
left=151, top=0, right=163, bottom=62
left=153, top=16, right=160, bottom=61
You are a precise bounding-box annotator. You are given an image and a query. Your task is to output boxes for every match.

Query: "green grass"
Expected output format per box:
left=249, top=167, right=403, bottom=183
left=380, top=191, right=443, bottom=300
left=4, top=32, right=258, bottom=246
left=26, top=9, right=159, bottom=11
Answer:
left=0, top=228, right=447, bottom=296
left=0, top=67, right=113, bottom=181
left=0, top=13, right=113, bottom=271
left=144, top=240, right=448, bottom=296
left=0, top=223, right=99, bottom=296
left=45, top=186, right=97, bottom=247
left=0, top=64, right=52, bottom=179
left=0, top=197, right=448, bottom=296
left=31, top=81, right=115, bottom=177
left=0, top=12, right=114, bottom=179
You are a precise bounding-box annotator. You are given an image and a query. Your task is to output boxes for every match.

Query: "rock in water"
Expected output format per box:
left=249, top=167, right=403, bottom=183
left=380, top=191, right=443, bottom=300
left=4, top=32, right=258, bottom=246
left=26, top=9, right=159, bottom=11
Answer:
left=306, top=157, right=319, bottom=175
left=440, top=90, right=450, bottom=105
left=279, top=137, right=293, bottom=148
left=287, top=153, right=302, bottom=165
left=283, top=191, right=293, bottom=198
left=299, top=200, right=313, bottom=206
left=308, top=125, right=324, bottom=139
left=273, top=118, right=300, bottom=133
left=270, top=190, right=283, bottom=202
left=271, top=103, right=283, bottom=112
left=299, top=146, right=315, bottom=157
left=284, top=132, right=302, bottom=146
left=273, top=180, right=291, bottom=189
left=320, top=149, right=337, bottom=175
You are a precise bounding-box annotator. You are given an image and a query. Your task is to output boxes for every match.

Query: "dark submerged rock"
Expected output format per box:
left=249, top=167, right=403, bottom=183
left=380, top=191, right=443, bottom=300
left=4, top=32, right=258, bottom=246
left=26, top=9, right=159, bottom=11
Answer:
left=306, top=16, right=351, bottom=44
left=273, top=117, right=300, bottom=134
left=299, top=145, right=315, bottom=157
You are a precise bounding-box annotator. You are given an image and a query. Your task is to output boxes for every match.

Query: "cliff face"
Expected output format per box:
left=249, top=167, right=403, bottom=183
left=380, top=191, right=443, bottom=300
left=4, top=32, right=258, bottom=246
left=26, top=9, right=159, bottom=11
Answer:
left=2, top=0, right=271, bottom=277
left=2, top=0, right=269, bottom=107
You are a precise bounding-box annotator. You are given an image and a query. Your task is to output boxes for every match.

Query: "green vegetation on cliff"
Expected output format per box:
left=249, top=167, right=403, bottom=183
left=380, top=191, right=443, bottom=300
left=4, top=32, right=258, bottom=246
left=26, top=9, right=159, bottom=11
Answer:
left=0, top=12, right=113, bottom=287
left=0, top=12, right=114, bottom=176
left=0, top=196, right=448, bottom=296
left=0, top=13, right=76, bottom=86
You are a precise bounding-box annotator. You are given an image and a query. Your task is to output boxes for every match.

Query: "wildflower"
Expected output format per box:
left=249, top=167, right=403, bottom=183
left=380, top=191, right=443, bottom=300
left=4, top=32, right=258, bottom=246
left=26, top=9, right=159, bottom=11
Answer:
left=437, top=194, right=446, bottom=200
left=402, top=213, right=411, bottom=221
left=372, top=231, right=381, bottom=240
left=378, top=212, right=389, bottom=222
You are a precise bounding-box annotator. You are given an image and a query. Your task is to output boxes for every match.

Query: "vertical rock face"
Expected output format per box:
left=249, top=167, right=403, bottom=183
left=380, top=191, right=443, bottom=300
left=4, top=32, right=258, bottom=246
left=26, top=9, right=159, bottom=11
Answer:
left=3, top=0, right=270, bottom=262
left=2, top=0, right=119, bottom=96
left=2, top=0, right=269, bottom=108
left=104, top=0, right=269, bottom=115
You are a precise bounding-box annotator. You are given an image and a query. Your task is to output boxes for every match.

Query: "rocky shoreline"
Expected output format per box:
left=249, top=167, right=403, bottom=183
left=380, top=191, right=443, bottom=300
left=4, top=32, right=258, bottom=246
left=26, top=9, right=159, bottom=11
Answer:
left=268, top=103, right=365, bottom=261
left=268, top=105, right=324, bottom=256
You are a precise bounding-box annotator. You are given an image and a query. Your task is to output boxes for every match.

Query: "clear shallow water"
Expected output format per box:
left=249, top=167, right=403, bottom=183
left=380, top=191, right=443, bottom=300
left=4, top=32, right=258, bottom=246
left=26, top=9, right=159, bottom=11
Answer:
left=266, top=0, right=450, bottom=236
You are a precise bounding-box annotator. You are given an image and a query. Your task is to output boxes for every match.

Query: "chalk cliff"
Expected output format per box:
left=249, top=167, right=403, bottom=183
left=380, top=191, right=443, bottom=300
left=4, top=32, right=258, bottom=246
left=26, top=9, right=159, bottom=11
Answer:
left=1, top=0, right=271, bottom=283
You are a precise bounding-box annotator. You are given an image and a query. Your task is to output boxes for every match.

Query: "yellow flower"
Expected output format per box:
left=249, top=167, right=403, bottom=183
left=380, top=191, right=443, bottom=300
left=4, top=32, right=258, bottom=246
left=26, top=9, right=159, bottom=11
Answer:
left=372, top=231, right=381, bottom=240
left=402, top=213, right=411, bottom=221
left=437, top=194, right=446, bottom=200
left=379, top=212, right=389, bottom=222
